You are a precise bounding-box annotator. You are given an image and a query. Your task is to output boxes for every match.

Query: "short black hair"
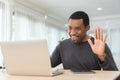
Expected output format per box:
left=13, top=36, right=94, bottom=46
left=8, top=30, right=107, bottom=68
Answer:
left=69, top=11, right=89, bottom=27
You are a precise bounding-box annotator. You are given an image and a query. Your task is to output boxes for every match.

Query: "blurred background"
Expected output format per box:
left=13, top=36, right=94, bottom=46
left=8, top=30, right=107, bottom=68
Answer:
left=0, top=0, right=120, bottom=70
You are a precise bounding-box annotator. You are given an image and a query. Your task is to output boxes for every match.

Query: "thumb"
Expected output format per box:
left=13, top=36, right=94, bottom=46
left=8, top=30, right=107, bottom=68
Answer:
left=88, top=38, right=93, bottom=47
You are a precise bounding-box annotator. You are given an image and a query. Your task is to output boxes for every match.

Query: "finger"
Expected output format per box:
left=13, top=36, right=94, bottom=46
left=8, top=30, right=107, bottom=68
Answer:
left=94, top=28, right=97, bottom=40
left=88, top=38, right=94, bottom=48
left=97, top=27, right=100, bottom=39
left=103, top=33, right=108, bottom=42
left=100, top=27, right=103, bottom=41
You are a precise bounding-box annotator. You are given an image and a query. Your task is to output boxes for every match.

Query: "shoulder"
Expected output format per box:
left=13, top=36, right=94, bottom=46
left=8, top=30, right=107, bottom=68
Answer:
left=57, top=38, right=72, bottom=48
left=59, top=38, right=71, bottom=45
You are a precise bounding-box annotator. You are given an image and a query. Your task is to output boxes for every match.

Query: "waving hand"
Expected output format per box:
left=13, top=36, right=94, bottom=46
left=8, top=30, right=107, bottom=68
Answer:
left=88, top=27, right=108, bottom=61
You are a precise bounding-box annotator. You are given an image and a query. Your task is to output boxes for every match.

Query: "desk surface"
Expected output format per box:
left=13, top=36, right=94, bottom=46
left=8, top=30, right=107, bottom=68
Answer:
left=0, top=70, right=120, bottom=80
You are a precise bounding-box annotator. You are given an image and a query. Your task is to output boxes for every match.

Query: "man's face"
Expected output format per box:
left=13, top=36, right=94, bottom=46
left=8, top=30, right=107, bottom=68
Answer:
left=68, top=19, right=88, bottom=43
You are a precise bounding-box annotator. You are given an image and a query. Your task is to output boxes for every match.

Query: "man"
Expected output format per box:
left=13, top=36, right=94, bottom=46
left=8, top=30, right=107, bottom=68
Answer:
left=50, top=11, right=118, bottom=71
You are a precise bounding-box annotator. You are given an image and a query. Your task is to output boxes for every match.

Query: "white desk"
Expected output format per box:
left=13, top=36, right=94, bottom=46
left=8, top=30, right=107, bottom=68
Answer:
left=0, top=70, right=120, bottom=80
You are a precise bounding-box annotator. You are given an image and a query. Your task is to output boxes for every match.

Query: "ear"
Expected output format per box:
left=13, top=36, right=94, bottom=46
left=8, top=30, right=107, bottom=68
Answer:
left=85, top=25, right=90, bottom=31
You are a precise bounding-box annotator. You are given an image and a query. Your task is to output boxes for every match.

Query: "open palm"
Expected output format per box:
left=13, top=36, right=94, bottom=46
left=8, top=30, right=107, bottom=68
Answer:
left=88, top=27, right=107, bottom=58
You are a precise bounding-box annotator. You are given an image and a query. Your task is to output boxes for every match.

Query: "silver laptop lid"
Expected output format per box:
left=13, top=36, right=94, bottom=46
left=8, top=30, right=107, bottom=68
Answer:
left=0, top=40, right=52, bottom=76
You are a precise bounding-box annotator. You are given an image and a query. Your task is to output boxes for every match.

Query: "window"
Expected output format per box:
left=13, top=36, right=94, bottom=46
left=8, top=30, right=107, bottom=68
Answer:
left=0, top=2, right=5, bottom=41
left=0, top=0, right=68, bottom=67
left=0, top=1, right=10, bottom=66
left=12, top=4, right=68, bottom=54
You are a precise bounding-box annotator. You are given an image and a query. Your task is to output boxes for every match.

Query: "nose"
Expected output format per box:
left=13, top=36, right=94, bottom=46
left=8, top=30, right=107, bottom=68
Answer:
left=69, top=29, right=76, bottom=35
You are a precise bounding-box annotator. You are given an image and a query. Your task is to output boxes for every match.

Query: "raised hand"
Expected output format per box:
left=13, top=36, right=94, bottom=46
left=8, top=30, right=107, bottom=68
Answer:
left=88, top=27, right=108, bottom=61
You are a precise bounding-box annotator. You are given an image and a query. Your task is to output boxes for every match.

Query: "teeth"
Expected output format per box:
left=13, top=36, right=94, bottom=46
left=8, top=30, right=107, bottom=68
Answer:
left=71, top=36, right=78, bottom=40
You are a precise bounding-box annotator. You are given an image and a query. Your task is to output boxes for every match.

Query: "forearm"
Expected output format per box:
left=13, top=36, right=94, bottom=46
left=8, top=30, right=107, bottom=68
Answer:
left=97, top=53, right=106, bottom=61
left=99, top=54, right=118, bottom=70
left=50, top=55, right=61, bottom=67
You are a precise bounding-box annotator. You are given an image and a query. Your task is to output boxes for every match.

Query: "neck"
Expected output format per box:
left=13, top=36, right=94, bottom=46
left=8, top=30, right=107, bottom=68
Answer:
left=81, top=35, right=90, bottom=42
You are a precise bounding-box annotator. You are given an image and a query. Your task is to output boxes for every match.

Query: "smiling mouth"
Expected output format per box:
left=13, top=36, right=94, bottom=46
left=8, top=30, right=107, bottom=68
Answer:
left=71, top=35, right=79, bottom=41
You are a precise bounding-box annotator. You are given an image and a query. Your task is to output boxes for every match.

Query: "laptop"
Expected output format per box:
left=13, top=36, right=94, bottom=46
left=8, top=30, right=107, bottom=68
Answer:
left=0, top=39, right=63, bottom=76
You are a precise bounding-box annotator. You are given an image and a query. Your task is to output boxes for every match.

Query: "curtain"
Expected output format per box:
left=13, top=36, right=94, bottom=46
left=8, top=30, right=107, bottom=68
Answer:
left=12, top=4, right=68, bottom=54
left=108, top=28, right=120, bottom=70
left=12, top=11, right=68, bottom=55
left=0, top=2, right=5, bottom=41
left=0, top=1, right=5, bottom=66
left=0, top=0, right=68, bottom=67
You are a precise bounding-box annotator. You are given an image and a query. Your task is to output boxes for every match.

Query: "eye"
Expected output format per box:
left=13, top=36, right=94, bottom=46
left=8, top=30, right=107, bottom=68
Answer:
left=75, top=27, right=81, bottom=31
left=77, top=27, right=81, bottom=30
